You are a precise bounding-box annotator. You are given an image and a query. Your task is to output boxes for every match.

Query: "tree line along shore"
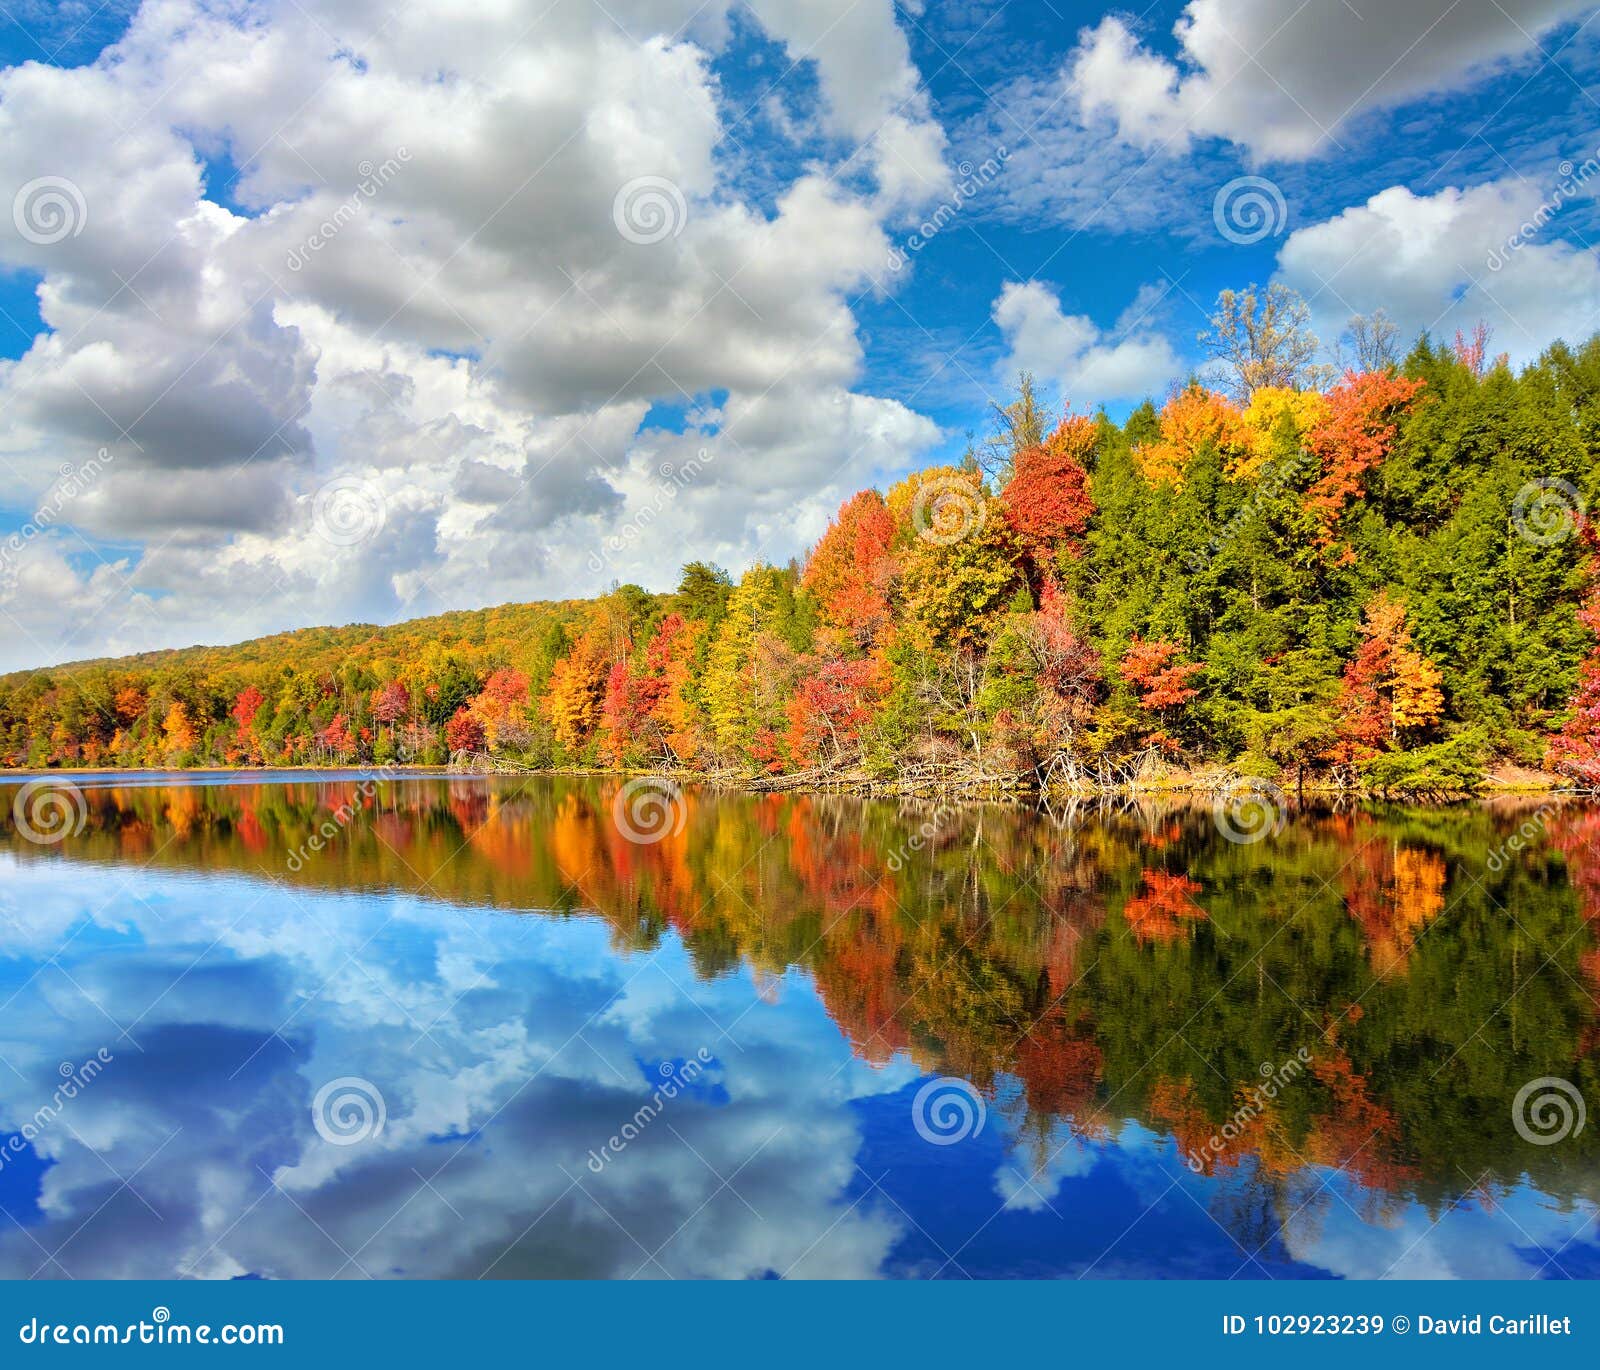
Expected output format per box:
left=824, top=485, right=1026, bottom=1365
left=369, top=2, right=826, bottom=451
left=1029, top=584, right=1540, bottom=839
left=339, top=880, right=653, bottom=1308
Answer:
left=5, top=289, right=1600, bottom=800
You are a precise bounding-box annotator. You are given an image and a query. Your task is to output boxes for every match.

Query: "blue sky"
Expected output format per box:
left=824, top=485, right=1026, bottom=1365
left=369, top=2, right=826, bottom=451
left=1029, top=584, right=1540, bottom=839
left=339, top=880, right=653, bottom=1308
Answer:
left=1, top=0, right=1598, bottom=669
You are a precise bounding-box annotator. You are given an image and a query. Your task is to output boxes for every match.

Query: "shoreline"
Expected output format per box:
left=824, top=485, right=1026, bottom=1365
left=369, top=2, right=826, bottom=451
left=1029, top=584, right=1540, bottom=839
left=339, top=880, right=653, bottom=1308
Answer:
left=0, top=761, right=1584, bottom=802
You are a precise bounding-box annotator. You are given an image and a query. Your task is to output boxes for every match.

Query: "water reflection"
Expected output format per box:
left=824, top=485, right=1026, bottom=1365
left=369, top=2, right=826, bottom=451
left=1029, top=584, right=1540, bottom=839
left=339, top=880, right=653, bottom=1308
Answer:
left=0, top=774, right=1597, bottom=1279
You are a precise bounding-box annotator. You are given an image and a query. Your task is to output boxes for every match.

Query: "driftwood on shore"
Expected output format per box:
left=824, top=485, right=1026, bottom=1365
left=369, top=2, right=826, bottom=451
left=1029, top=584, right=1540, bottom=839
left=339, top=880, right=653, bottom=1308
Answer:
left=438, top=745, right=1588, bottom=804
left=447, top=750, right=544, bottom=775
left=744, top=761, right=1030, bottom=798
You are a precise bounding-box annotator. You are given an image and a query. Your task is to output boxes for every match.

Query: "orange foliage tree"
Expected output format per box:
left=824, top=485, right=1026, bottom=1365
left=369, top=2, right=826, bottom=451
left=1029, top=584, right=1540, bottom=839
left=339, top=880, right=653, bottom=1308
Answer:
left=1132, top=385, right=1250, bottom=486
left=801, top=490, right=897, bottom=648
left=1328, top=593, right=1443, bottom=769
left=1119, top=637, right=1204, bottom=750
left=545, top=630, right=612, bottom=754
left=1304, top=371, right=1425, bottom=553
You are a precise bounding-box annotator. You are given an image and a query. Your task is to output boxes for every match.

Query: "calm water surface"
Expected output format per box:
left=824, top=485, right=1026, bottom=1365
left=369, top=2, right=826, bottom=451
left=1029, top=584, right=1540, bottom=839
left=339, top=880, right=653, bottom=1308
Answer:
left=1, top=773, right=1598, bottom=1279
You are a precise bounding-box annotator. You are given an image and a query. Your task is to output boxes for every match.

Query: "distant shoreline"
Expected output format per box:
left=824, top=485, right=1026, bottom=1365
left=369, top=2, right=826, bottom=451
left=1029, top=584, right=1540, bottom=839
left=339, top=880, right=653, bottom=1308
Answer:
left=0, top=762, right=1581, bottom=802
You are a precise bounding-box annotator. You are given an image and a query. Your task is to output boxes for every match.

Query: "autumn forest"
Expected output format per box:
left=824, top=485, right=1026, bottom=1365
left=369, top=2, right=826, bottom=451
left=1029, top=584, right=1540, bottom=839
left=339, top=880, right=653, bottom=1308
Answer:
left=6, top=290, right=1600, bottom=797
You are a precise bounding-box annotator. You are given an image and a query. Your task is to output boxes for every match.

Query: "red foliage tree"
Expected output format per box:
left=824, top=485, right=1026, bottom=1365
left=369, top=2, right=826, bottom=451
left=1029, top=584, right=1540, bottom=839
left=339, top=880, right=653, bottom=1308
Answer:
left=444, top=706, right=486, bottom=755
left=481, top=667, right=530, bottom=706
left=785, top=658, right=884, bottom=766
left=231, top=685, right=266, bottom=732
left=1549, top=529, right=1600, bottom=789
left=1001, top=416, right=1096, bottom=572
left=750, top=726, right=786, bottom=775
left=370, top=680, right=409, bottom=726
left=1119, top=637, right=1204, bottom=752
left=599, top=661, right=656, bottom=765
left=320, top=712, right=356, bottom=758
left=645, top=613, right=696, bottom=745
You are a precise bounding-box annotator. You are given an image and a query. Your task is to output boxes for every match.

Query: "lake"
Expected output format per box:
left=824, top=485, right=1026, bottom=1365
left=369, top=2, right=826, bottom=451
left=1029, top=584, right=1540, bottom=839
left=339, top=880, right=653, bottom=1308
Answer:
left=1, top=772, right=1597, bottom=1279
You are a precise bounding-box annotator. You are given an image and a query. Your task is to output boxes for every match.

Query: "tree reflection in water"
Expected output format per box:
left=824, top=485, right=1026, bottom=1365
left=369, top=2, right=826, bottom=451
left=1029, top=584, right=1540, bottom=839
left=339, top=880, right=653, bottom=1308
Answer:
left=1, top=775, right=1597, bottom=1278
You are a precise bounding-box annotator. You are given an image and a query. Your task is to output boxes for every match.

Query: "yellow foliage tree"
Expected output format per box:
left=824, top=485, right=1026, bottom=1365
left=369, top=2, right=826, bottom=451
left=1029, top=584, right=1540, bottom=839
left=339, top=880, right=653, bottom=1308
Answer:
left=1236, top=386, right=1331, bottom=479
left=162, top=701, right=197, bottom=757
left=545, top=632, right=610, bottom=754
left=887, top=467, right=1021, bottom=649
left=704, top=565, right=790, bottom=759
